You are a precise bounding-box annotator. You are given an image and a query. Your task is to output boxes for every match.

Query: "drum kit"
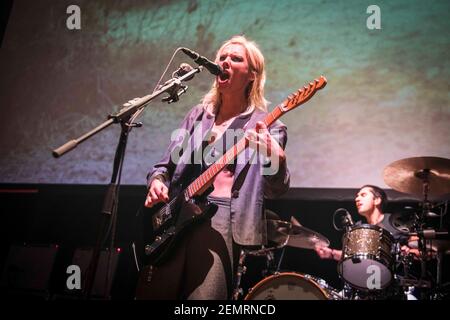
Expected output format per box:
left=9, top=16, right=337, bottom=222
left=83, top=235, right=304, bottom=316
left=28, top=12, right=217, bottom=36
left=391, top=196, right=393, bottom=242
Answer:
left=236, top=156, right=450, bottom=300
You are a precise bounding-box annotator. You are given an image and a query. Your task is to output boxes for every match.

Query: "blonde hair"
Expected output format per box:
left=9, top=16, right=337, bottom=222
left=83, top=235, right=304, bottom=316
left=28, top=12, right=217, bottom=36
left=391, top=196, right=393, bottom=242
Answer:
left=202, top=35, right=268, bottom=113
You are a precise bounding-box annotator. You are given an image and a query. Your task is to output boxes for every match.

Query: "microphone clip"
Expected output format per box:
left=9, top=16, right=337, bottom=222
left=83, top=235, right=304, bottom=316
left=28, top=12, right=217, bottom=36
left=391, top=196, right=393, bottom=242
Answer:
left=158, top=63, right=200, bottom=104
left=161, top=79, right=189, bottom=104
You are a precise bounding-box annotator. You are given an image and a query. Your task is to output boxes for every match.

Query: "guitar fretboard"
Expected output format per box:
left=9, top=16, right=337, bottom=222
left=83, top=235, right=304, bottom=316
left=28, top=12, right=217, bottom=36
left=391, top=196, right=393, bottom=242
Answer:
left=185, top=76, right=326, bottom=199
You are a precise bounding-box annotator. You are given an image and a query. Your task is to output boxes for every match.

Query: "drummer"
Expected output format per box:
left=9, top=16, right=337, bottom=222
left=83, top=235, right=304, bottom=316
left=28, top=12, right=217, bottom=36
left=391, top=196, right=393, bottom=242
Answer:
left=315, top=185, right=417, bottom=261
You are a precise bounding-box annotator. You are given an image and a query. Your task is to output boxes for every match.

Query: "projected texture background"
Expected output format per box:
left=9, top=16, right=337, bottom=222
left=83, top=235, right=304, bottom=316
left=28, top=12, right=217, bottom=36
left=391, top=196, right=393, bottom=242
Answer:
left=0, top=0, right=449, bottom=187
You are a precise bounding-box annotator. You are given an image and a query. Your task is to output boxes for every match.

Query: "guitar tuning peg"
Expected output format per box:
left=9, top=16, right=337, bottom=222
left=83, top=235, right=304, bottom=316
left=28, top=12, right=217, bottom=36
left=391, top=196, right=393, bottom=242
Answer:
left=309, top=82, right=314, bottom=86
left=303, top=86, right=308, bottom=90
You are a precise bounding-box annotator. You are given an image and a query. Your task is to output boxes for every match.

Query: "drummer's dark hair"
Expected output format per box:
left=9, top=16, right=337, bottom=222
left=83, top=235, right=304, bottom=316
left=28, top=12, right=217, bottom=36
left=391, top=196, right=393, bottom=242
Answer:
left=361, top=184, right=388, bottom=211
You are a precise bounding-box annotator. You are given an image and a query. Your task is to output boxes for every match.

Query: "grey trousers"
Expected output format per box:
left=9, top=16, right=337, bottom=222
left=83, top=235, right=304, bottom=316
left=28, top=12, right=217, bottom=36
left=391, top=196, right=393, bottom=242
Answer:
left=187, top=196, right=235, bottom=299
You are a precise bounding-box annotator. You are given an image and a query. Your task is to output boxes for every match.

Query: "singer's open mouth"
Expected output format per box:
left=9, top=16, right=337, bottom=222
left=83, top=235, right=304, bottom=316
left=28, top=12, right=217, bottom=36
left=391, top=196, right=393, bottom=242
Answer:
left=219, top=71, right=230, bottom=82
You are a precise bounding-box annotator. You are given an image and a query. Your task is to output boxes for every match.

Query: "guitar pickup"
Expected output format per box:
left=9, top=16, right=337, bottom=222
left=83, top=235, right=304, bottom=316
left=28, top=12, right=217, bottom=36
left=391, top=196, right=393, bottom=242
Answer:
left=152, top=205, right=173, bottom=230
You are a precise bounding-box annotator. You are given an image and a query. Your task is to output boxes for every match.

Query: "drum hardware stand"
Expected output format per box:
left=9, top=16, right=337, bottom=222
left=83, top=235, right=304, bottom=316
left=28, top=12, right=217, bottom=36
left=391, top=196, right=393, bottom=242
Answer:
left=232, top=248, right=248, bottom=300
left=232, top=246, right=283, bottom=300
left=262, top=250, right=276, bottom=277
left=394, top=254, right=422, bottom=300
left=383, top=157, right=450, bottom=299
left=412, top=169, right=433, bottom=289
left=275, top=246, right=286, bottom=274
left=432, top=201, right=449, bottom=299
left=436, top=251, right=443, bottom=292
left=412, top=170, right=450, bottom=299
left=342, top=283, right=359, bottom=300
left=270, top=234, right=291, bottom=276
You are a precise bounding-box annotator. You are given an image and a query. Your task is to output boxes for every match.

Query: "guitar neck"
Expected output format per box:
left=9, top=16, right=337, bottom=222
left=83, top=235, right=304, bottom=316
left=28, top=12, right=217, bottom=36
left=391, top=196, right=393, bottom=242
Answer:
left=185, top=135, right=245, bottom=198
left=185, top=76, right=327, bottom=198
left=184, top=106, right=283, bottom=199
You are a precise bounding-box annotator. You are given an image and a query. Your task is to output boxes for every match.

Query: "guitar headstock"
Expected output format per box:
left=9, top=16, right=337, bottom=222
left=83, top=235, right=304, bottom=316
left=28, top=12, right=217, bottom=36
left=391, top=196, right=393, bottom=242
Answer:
left=280, top=76, right=327, bottom=112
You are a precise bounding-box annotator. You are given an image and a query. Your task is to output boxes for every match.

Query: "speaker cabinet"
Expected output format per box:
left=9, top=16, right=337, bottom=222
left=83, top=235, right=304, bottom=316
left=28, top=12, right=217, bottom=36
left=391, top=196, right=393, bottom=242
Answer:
left=0, top=244, right=59, bottom=297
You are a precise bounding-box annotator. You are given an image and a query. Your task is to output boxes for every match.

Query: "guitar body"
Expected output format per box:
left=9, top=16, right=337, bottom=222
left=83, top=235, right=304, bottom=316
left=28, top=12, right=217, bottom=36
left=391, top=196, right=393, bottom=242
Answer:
left=134, top=191, right=218, bottom=300
left=137, top=190, right=218, bottom=267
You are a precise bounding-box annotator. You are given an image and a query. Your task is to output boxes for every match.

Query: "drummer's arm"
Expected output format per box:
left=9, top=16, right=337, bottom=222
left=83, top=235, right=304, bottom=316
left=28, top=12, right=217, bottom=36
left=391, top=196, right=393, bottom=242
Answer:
left=401, top=245, right=421, bottom=259
left=401, top=235, right=424, bottom=260
left=331, top=249, right=342, bottom=261
left=315, top=246, right=342, bottom=261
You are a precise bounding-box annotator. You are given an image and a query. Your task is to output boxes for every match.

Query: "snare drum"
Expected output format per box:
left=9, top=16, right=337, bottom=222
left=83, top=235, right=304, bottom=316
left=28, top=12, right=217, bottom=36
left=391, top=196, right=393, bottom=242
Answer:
left=338, top=224, right=395, bottom=291
left=244, top=272, right=341, bottom=300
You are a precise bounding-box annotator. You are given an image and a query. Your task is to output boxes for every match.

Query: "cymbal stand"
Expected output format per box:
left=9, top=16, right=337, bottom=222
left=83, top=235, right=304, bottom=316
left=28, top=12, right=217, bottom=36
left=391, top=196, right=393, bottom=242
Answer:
left=414, top=168, right=431, bottom=222
left=437, top=201, right=448, bottom=290
left=275, top=246, right=286, bottom=274
left=436, top=251, right=443, bottom=290
left=414, top=169, right=449, bottom=298
left=414, top=169, right=431, bottom=283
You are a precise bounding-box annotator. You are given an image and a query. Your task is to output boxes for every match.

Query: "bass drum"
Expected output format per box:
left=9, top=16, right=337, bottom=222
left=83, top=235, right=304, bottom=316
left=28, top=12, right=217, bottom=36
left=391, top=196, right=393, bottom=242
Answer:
left=244, top=272, right=342, bottom=300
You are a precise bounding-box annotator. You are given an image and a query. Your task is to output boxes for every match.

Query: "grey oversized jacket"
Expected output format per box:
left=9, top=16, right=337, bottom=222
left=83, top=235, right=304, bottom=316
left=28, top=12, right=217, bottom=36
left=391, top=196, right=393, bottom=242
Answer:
left=147, top=104, right=290, bottom=246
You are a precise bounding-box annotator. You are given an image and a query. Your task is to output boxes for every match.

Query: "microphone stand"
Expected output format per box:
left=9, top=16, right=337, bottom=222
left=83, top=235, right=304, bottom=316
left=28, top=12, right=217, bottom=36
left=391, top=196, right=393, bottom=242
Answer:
left=52, top=66, right=203, bottom=299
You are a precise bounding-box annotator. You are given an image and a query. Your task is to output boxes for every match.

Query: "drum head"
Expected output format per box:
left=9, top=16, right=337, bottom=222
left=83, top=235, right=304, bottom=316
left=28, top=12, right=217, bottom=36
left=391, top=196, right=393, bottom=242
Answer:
left=339, top=224, right=394, bottom=291
left=338, top=259, right=392, bottom=290
left=244, top=272, right=329, bottom=300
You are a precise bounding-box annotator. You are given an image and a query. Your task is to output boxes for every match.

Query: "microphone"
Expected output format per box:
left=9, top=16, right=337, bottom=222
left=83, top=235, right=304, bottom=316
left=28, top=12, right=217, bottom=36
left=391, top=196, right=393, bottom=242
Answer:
left=181, top=47, right=223, bottom=76
left=337, top=208, right=354, bottom=227
left=346, top=211, right=354, bottom=226
left=333, top=208, right=354, bottom=231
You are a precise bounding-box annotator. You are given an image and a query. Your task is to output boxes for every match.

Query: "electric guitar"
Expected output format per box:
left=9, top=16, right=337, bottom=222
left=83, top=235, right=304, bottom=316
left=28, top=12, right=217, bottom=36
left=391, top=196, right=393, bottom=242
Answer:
left=140, top=76, right=327, bottom=266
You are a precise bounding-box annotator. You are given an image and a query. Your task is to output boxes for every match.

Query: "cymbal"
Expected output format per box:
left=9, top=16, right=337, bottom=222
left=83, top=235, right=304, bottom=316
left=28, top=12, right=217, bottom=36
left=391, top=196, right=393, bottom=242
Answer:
left=383, top=156, right=450, bottom=198
left=267, top=219, right=330, bottom=249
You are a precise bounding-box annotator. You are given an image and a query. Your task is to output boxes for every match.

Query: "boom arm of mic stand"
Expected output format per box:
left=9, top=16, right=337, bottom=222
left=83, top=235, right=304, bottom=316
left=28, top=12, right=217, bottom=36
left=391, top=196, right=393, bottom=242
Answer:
left=51, top=66, right=203, bottom=158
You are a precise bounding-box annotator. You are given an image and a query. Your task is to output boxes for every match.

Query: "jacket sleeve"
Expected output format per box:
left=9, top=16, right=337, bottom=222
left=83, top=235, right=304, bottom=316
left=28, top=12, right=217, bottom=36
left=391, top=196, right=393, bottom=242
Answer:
left=146, top=105, right=204, bottom=189
left=263, top=120, right=290, bottom=199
